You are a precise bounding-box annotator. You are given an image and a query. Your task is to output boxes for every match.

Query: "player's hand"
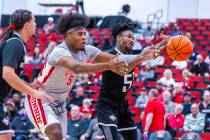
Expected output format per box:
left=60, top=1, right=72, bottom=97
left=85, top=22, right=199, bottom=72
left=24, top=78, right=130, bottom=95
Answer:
left=140, top=47, right=158, bottom=61
left=143, top=131, right=149, bottom=139
left=109, top=54, right=129, bottom=76
left=160, top=34, right=170, bottom=42
left=33, top=79, right=44, bottom=89
left=32, top=90, right=55, bottom=103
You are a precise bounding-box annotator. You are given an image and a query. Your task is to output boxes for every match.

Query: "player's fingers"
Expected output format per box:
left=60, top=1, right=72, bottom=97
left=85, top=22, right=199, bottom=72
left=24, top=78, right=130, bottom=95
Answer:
left=160, top=34, right=170, bottom=41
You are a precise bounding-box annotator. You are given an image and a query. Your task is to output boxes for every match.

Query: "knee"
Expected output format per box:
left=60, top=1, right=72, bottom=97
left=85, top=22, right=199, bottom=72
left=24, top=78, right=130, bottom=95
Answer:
left=45, top=123, right=63, bottom=140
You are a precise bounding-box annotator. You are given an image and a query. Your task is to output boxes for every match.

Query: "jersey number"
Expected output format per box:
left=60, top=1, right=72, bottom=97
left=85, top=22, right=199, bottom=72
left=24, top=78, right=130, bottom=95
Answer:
left=122, top=74, right=133, bottom=92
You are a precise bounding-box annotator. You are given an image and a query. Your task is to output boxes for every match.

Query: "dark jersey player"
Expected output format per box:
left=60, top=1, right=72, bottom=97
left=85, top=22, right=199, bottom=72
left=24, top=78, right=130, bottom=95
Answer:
left=0, top=10, right=54, bottom=140
left=96, top=22, right=167, bottom=140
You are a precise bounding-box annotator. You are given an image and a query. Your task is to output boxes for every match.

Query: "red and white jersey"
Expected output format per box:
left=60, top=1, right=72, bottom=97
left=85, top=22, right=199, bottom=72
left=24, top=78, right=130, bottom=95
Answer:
left=37, top=42, right=101, bottom=102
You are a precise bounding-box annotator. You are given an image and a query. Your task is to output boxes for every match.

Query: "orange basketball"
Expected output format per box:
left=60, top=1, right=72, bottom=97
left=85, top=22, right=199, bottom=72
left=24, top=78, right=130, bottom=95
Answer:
left=166, top=35, right=193, bottom=61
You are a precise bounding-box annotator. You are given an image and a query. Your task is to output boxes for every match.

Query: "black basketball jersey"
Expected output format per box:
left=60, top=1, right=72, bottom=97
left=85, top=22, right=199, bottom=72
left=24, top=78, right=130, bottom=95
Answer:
left=100, top=48, right=134, bottom=100
left=0, top=33, right=25, bottom=103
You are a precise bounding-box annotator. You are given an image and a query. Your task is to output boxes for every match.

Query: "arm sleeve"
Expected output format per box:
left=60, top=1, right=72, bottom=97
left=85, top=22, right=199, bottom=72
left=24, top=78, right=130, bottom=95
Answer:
left=48, top=47, right=72, bottom=65
left=147, top=102, right=154, bottom=113
left=3, top=39, right=24, bottom=69
left=85, top=45, right=102, bottom=60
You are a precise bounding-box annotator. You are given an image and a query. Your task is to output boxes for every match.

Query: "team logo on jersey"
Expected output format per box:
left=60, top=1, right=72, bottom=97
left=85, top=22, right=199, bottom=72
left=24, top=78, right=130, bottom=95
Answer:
left=109, top=115, right=117, bottom=122
left=2, top=117, right=9, bottom=125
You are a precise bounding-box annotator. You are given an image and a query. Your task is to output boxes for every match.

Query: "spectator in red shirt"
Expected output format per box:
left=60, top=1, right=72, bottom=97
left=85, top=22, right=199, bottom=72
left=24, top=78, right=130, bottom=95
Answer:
left=172, top=82, right=184, bottom=103
left=142, top=89, right=165, bottom=139
left=181, top=69, right=194, bottom=90
left=166, top=104, right=185, bottom=137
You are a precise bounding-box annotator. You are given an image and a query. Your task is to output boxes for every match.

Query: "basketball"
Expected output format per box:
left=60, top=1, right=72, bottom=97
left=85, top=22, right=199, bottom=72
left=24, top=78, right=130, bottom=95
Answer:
left=166, top=35, right=193, bottom=61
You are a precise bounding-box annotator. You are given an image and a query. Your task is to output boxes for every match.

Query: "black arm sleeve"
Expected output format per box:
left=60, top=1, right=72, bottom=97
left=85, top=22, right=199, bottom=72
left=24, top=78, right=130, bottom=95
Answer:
left=3, top=39, right=24, bottom=69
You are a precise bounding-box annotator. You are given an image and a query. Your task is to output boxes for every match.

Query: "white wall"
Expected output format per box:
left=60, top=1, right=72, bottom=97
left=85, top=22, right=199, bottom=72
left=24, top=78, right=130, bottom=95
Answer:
left=197, top=0, right=210, bottom=18
left=167, top=0, right=198, bottom=22
left=1, top=0, right=210, bottom=22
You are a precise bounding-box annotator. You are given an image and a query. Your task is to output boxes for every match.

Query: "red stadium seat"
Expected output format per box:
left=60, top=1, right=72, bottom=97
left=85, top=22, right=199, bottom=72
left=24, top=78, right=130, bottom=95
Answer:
left=129, top=106, right=141, bottom=116
left=190, top=90, right=201, bottom=103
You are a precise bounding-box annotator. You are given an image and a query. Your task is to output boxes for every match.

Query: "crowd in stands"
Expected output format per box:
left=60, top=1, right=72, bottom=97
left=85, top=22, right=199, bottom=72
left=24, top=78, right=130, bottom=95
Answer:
left=0, top=12, right=210, bottom=140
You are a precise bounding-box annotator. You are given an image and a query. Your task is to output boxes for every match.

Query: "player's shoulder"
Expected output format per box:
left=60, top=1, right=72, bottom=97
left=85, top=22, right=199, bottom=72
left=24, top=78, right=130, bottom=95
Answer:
left=51, top=42, right=69, bottom=53
left=84, top=45, right=99, bottom=50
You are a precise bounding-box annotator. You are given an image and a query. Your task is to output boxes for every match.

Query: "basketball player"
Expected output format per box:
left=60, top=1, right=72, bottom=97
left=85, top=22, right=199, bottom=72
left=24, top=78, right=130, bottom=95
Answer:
left=96, top=22, right=167, bottom=140
left=23, top=13, right=139, bottom=140
left=0, top=10, right=55, bottom=140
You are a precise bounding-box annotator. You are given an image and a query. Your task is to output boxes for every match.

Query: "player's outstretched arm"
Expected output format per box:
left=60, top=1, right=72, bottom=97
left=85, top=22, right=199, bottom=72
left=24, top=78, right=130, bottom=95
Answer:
left=58, top=55, right=128, bottom=75
left=123, top=40, right=168, bottom=72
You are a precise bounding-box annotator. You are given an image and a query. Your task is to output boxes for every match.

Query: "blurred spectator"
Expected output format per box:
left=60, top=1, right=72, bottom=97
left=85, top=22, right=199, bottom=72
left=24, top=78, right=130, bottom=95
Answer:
left=182, top=93, right=193, bottom=116
left=81, top=108, right=91, bottom=131
left=172, top=83, right=184, bottom=104
left=43, top=17, right=55, bottom=34
left=135, top=88, right=149, bottom=110
left=143, top=55, right=165, bottom=68
left=76, top=0, right=85, bottom=15
left=185, top=32, right=199, bottom=63
left=147, top=130, right=172, bottom=140
left=181, top=69, right=194, bottom=90
left=162, top=90, right=175, bottom=114
left=86, top=31, right=94, bottom=46
left=0, top=28, right=3, bottom=39
left=183, top=103, right=205, bottom=132
left=43, top=41, right=57, bottom=59
left=11, top=108, right=34, bottom=140
left=137, top=64, right=155, bottom=81
left=80, top=118, right=105, bottom=140
left=66, top=86, right=85, bottom=111
left=179, top=132, right=201, bottom=140
left=204, top=51, right=210, bottom=70
left=190, top=54, right=209, bottom=77
left=143, top=24, right=155, bottom=43
left=159, top=69, right=175, bottom=89
left=168, top=24, right=182, bottom=36
left=67, top=105, right=86, bottom=140
left=81, top=98, right=92, bottom=110
left=12, top=93, right=22, bottom=111
left=48, top=29, right=58, bottom=42
left=80, top=98, right=93, bottom=123
left=118, top=4, right=131, bottom=17
left=5, top=99, right=18, bottom=122
left=142, top=89, right=165, bottom=139
left=156, top=80, right=165, bottom=95
left=172, top=60, right=187, bottom=70
left=167, top=104, right=185, bottom=137
left=30, top=47, right=43, bottom=65
left=199, top=90, right=210, bottom=131
left=30, top=47, right=43, bottom=80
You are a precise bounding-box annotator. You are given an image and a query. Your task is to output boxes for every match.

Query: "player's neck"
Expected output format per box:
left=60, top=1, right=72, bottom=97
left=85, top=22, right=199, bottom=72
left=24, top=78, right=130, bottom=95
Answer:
left=17, top=30, right=29, bottom=43
left=116, top=44, right=126, bottom=54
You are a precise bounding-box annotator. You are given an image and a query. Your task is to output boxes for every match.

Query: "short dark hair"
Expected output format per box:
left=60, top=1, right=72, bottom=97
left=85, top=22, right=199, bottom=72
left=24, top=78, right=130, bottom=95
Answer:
left=111, top=19, right=134, bottom=43
left=57, top=13, right=90, bottom=35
